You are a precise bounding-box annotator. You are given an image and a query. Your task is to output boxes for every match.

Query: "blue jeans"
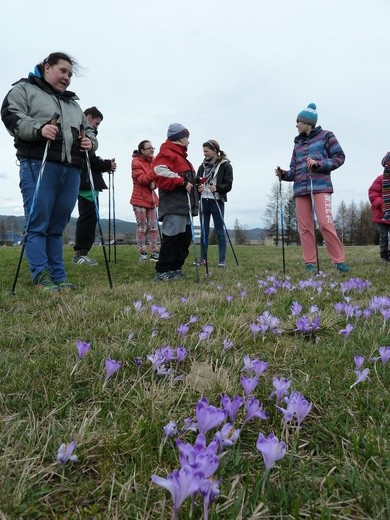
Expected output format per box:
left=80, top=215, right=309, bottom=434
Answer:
left=200, top=198, right=226, bottom=263
left=19, top=158, right=81, bottom=282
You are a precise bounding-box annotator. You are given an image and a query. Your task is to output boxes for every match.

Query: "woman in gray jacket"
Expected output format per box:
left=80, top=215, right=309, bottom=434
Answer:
left=1, top=52, right=97, bottom=291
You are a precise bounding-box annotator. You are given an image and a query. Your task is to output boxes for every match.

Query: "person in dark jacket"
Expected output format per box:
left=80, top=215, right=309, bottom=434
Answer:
left=73, top=106, right=116, bottom=265
left=275, top=103, right=350, bottom=273
left=197, top=140, right=233, bottom=267
left=1, top=52, right=97, bottom=291
left=152, top=123, right=198, bottom=281
left=368, top=174, right=390, bottom=261
left=130, top=140, right=159, bottom=261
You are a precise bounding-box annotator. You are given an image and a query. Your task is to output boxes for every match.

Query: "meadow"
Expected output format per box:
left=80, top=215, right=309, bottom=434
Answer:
left=0, top=244, right=389, bottom=519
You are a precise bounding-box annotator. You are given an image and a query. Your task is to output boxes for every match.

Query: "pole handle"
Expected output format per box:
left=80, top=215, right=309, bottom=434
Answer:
left=50, top=113, right=60, bottom=125
left=79, top=124, right=86, bottom=139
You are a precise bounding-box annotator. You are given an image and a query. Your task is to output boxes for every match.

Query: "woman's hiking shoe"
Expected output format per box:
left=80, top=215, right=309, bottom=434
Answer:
left=56, top=281, right=77, bottom=290
left=218, top=262, right=225, bottom=268
left=33, top=269, right=61, bottom=292
left=150, top=252, right=159, bottom=262
left=336, top=262, right=351, bottom=273
left=72, top=253, right=98, bottom=266
left=305, top=263, right=316, bottom=273
left=139, top=252, right=148, bottom=261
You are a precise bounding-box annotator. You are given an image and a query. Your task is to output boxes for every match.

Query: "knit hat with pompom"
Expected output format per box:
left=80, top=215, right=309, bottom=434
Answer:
left=297, top=103, right=318, bottom=127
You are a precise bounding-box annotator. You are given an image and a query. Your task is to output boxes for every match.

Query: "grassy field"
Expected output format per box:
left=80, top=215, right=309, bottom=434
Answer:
left=0, top=244, right=389, bottom=519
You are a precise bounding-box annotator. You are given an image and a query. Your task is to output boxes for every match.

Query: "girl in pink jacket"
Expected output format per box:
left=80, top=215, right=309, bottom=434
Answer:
left=368, top=174, right=390, bottom=261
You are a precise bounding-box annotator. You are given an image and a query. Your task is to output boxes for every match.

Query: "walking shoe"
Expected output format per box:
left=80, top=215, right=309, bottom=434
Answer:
left=33, top=269, right=61, bottom=292
left=56, top=281, right=77, bottom=290
left=383, top=210, right=390, bottom=221
left=154, top=271, right=175, bottom=282
left=336, top=262, right=351, bottom=273
left=139, top=252, right=148, bottom=261
left=305, top=263, right=316, bottom=273
left=218, top=262, right=225, bottom=268
left=380, top=251, right=390, bottom=261
left=172, top=270, right=186, bottom=279
left=194, top=258, right=206, bottom=266
left=150, top=252, right=159, bottom=262
left=73, top=254, right=98, bottom=266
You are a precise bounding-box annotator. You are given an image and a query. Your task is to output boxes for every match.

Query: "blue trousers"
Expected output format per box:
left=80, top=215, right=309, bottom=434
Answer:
left=200, top=198, right=226, bottom=263
left=19, top=158, right=81, bottom=282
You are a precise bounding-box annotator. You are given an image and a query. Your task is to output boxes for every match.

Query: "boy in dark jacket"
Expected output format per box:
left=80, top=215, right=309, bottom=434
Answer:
left=73, top=107, right=116, bottom=265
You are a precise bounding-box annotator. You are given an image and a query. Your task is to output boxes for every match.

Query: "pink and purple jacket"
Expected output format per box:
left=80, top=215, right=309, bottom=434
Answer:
left=368, top=174, right=385, bottom=223
left=281, top=126, right=345, bottom=197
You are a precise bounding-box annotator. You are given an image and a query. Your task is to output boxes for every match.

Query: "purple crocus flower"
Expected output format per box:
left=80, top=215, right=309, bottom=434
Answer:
left=245, top=396, right=268, bottom=422
left=104, top=358, right=122, bottom=383
left=200, top=478, right=221, bottom=520
left=222, top=338, right=234, bottom=351
left=256, top=433, right=287, bottom=472
left=76, top=339, right=91, bottom=360
left=378, top=346, right=390, bottom=364
left=57, top=440, right=78, bottom=465
left=354, top=355, right=365, bottom=369
left=177, top=323, right=190, bottom=338
left=176, top=346, right=188, bottom=362
left=196, top=397, right=227, bottom=434
left=163, top=421, right=178, bottom=444
left=276, top=391, right=312, bottom=428
left=339, top=323, right=354, bottom=337
left=249, top=322, right=262, bottom=337
left=269, top=377, right=292, bottom=403
left=220, top=394, right=244, bottom=422
left=199, top=325, right=214, bottom=341
left=151, top=465, right=202, bottom=520
left=290, top=301, right=302, bottom=316
left=215, top=423, right=240, bottom=447
left=247, top=358, right=268, bottom=377
left=133, top=300, right=144, bottom=312
left=350, top=368, right=371, bottom=389
left=240, top=290, right=247, bottom=298
left=240, top=375, right=259, bottom=396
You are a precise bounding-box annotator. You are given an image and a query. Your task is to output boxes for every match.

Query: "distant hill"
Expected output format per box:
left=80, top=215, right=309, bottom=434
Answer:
left=0, top=215, right=266, bottom=244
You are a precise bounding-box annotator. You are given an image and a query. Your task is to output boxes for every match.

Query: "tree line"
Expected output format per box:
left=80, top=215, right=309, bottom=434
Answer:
left=264, top=181, right=378, bottom=246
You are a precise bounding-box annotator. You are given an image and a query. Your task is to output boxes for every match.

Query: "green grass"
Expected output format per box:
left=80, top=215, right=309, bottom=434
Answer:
left=0, top=244, right=389, bottom=519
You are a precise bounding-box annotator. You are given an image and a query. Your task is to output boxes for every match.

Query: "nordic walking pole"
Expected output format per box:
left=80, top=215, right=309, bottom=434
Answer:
left=279, top=179, right=286, bottom=274
left=80, top=125, right=113, bottom=289
left=111, top=162, right=117, bottom=263
left=211, top=189, right=239, bottom=266
left=108, top=172, right=112, bottom=261
left=11, top=113, right=60, bottom=294
left=199, top=196, right=209, bottom=275
left=309, top=174, right=320, bottom=273
left=187, top=191, right=200, bottom=283
left=152, top=189, right=162, bottom=241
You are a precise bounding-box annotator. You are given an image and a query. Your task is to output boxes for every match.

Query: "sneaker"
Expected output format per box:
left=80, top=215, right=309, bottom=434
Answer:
left=139, top=253, right=148, bottom=261
left=56, top=281, right=77, bottom=290
left=154, top=271, right=175, bottom=282
left=383, top=210, right=390, bottom=221
left=172, top=270, right=186, bottom=279
left=218, top=262, right=225, bottom=268
left=305, top=263, right=316, bottom=273
left=73, top=254, right=98, bottom=266
left=150, top=252, right=159, bottom=262
left=33, top=269, right=61, bottom=292
left=380, top=251, right=390, bottom=261
left=336, top=262, right=351, bottom=273
left=194, top=259, right=206, bottom=266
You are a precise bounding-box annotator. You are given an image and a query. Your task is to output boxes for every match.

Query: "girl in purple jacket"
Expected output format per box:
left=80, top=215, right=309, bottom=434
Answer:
left=276, top=103, right=350, bottom=273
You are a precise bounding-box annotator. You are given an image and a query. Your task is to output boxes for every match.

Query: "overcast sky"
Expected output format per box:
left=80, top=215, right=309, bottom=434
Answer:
left=1, top=0, right=389, bottom=229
